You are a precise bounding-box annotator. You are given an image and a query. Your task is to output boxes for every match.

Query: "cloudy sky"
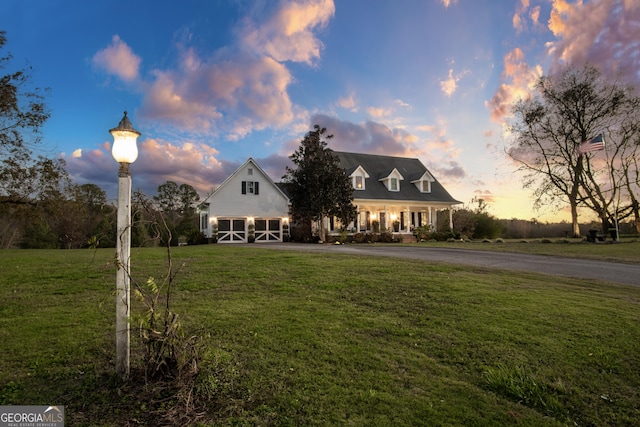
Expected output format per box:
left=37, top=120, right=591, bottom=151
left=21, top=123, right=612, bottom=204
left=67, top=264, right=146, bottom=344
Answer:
left=3, top=0, right=639, bottom=220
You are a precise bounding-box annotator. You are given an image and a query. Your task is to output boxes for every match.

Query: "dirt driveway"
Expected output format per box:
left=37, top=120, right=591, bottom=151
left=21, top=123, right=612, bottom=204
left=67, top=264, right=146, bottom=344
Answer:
left=254, top=243, right=640, bottom=287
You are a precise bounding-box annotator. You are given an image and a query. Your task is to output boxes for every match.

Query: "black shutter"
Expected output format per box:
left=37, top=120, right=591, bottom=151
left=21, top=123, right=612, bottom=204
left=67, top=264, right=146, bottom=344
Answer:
left=241, top=181, right=246, bottom=194
left=254, top=182, right=259, bottom=195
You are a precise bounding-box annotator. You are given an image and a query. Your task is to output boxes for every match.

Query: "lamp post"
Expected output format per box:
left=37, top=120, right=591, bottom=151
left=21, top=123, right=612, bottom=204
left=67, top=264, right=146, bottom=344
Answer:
left=110, top=111, right=140, bottom=381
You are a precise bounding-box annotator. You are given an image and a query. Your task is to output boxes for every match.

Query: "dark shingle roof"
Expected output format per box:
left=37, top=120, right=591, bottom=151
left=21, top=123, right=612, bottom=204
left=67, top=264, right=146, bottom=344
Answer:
left=333, top=151, right=461, bottom=204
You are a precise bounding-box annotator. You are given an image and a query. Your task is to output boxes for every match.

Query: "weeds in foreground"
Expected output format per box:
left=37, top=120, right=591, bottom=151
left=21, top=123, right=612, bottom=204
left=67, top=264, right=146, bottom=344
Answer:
left=484, top=365, right=566, bottom=417
left=125, top=193, right=209, bottom=425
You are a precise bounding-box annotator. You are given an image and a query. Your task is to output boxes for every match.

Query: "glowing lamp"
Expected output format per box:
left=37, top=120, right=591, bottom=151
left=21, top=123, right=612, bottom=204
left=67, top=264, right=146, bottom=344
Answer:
left=110, top=111, right=141, bottom=164
left=110, top=111, right=141, bottom=381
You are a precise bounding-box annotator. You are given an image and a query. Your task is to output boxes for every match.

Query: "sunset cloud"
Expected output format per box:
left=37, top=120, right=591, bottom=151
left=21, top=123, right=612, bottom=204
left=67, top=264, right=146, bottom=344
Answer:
left=439, top=68, right=468, bottom=97
left=312, top=114, right=414, bottom=156
left=336, top=91, right=357, bottom=111
left=241, top=0, right=335, bottom=65
left=65, top=137, right=238, bottom=197
left=308, top=114, right=467, bottom=181
left=140, top=53, right=295, bottom=139
left=92, top=35, right=141, bottom=82
left=366, top=106, right=391, bottom=119
left=90, top=1, right=337, bottom=142
left=486, top=48, right=542, bottom=123
left=546, top=0, right=640, bottom=82
left=512, top=0, right=536, bottom=33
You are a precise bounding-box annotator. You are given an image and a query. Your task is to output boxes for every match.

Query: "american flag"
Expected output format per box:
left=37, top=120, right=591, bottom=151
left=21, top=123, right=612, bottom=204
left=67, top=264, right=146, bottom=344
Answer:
left=577, top=134, right=605, bottom=154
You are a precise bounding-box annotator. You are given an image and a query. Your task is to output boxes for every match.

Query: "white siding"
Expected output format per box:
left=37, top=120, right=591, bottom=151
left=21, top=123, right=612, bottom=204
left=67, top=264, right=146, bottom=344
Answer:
left=201, top=159, right=289, bottom=230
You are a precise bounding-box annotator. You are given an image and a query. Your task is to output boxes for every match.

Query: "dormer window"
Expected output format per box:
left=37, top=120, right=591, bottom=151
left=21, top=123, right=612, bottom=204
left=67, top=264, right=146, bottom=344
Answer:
left=350, top=165, right=369, bottom=190
left=412, top=171, right=434, bottom=193
left=390, top=178, right=398, bottom=191
left=380, top=168, right=403, bottom=192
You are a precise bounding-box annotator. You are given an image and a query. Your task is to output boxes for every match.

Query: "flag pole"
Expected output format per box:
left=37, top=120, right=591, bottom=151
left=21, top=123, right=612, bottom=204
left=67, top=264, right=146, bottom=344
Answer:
left=603, top=134, right=620, bottom=242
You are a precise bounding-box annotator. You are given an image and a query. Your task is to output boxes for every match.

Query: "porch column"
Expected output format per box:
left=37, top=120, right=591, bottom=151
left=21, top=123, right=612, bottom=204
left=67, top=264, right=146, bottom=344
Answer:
left=404, top=208, right=409, bottom=231
left=449, top=209, right=453, bottom=230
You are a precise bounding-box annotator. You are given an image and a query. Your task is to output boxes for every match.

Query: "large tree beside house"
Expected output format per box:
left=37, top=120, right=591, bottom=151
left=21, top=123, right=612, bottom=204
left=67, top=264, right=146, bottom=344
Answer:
left=283, top=125, right=356, bottom=241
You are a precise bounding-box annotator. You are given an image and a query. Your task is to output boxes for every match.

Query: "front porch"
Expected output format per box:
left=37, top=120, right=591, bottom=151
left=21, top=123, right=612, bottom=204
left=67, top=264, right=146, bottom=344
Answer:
left=322, top=204, right=454, bottom=237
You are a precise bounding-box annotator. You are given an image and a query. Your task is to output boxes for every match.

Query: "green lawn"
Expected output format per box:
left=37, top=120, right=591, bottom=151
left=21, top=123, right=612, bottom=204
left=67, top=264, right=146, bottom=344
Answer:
left=1, top=245, right=639, bottom=426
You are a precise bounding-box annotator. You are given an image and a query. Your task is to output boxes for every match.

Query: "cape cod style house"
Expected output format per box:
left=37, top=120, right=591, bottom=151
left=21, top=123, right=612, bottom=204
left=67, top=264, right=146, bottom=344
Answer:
left=328, top=151, right=461, bottom=235
left=199, top=152, right=460, bottom=243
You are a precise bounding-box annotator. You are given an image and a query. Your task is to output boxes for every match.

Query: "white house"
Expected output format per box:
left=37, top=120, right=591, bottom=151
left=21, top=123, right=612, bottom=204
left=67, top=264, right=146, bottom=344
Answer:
left=199, top=152, right=460, bottom=243
left=199, top=158, right=290, bottom=243
left=330, top=151, right=462, bottom=234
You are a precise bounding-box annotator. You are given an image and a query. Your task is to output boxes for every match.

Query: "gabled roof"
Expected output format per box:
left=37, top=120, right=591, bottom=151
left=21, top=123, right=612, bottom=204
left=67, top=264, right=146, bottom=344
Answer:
left=347, top=165, right=370, bottom=178
left=379, top=167, right=404, bottom=182
left=333, top=151, right=461, bottom=204
left=202, top=157, right=289, bottom=203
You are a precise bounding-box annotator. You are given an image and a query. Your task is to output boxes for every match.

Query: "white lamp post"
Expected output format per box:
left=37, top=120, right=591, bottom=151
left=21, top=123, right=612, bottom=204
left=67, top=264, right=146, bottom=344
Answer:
left=110, top=111, right=140, bottom=381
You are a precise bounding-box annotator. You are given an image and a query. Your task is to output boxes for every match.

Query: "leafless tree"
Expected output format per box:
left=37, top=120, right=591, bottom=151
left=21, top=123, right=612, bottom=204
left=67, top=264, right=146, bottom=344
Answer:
left=508, top=64, right=639, bottom=236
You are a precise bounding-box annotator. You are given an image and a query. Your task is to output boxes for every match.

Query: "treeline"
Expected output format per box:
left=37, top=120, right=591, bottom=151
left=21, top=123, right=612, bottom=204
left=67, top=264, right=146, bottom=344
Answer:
left=437, top=208, right=637, bottom=240
left=0, top=181, right=203, bottom=249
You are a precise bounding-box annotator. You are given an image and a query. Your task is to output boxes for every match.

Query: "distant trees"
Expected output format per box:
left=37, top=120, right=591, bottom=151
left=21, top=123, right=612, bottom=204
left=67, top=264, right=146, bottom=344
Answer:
left=508, top=64, right=640, bottom=236
left=150, top=181, right=201, bottom=245
left=0, top=30, right=76, bottom=247
left=0, top=30, right=68, bottom=206
left=282, top=125, right=356, bottom=241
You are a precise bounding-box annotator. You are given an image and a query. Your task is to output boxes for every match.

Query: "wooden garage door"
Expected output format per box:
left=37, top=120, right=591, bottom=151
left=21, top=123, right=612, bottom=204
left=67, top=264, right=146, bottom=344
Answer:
left=217, top=219, right=246, bottom=242
left=254, top=219, right=281, bottom=242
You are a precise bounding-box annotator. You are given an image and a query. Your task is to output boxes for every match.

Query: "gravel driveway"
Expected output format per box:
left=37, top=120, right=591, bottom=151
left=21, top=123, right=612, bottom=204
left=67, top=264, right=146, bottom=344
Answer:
left=254, top=243, right=640, bottom=287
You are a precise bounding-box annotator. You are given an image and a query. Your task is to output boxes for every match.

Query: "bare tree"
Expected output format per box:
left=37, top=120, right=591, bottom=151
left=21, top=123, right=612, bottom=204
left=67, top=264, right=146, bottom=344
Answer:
left=508, top=64, right=638, bottom=236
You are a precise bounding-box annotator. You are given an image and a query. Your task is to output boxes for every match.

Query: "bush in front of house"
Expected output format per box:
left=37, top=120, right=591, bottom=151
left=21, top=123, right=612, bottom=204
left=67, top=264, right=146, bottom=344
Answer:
left=413, top=226, right=459, bottom=242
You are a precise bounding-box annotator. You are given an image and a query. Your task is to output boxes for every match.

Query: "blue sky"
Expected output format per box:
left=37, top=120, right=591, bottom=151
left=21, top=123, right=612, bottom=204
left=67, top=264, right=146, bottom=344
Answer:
left=3, top=0, right=639, bottom=221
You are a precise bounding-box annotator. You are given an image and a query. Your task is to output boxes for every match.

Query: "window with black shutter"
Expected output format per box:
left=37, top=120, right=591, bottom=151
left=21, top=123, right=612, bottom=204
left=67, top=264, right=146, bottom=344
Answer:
left=241, top=181, right=259, bottom=195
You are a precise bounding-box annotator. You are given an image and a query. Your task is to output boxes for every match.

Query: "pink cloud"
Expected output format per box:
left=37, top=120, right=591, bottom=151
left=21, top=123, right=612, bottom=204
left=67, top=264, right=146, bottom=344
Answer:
left=241, top=0, right=335, bottom=65
left=65, top=137, right=239, bottom=198
left=439, top=68, right=469, bottom=98
left=546, top=0, right=640, bottom=83
left=336, top=91, right=357, bottom=111
left=309, top=114, right=414, bottom=157
left=92, top=1, right=336, bottom=141
left=139, top=53, right=294, bottom=139
left=307, top=114, right=467, bottom=181
left=486, top=48, right=542, bottom=123
left=92, top=35, right=141, bottom=82
left=529, top=5, right=541, bottom=26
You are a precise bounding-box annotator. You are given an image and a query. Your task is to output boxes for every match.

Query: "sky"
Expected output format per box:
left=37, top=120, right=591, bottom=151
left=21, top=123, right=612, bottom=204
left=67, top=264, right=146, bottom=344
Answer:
left=2, top=0, right=640, bottom=221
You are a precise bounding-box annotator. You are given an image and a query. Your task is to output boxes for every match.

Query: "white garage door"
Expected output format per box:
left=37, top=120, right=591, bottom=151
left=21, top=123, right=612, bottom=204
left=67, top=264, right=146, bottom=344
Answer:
left=217, top=219, right=246, bottom=243
left=254, top=219, right=281, bottom=242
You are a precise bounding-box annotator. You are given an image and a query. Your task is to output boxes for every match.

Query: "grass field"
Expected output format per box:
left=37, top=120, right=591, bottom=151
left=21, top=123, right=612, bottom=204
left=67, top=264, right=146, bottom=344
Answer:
left=1, top=243, right=639, bottom=426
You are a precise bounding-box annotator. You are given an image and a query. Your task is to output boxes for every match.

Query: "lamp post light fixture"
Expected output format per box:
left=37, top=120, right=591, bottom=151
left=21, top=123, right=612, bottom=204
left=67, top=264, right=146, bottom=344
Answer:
left=110, top=111, right=140, bottom=381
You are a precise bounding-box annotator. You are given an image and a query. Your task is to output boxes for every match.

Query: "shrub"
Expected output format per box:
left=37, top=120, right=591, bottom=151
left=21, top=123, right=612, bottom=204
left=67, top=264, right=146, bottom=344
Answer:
left=187, top=230, right=207, bottom=245
left=379, top=231, right=394, bottom=243
left=353, top=232, right=367, bottom=243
